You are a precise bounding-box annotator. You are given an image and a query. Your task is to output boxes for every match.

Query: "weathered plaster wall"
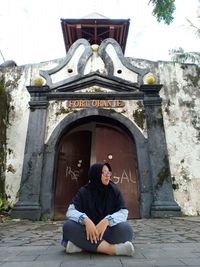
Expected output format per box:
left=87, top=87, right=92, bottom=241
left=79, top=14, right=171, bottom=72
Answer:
left=1, top=60, right=61, bottom=204
left=1, top=65, right=30, bottom=204
left=2, top=57, right=200, bottom=215
left=129, top=58, right=200, bottom=215
left=160, top=63, right=200, bottom=216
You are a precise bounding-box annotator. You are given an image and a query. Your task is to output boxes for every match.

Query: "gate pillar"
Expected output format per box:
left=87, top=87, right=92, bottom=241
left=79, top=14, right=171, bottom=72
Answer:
left=11, top=86, right=50, bottom=220
left=142, top=85, right=181, bottom=217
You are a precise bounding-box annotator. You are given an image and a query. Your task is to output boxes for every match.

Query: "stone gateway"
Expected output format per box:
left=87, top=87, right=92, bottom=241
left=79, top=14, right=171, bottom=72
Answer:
left=1, top=16, right=199, bottom=220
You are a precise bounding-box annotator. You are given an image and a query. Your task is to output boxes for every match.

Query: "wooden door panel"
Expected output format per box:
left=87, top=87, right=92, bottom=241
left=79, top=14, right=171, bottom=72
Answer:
left=54, top=122, right=140, bottom=220
left=54, top=131, right=91, bottom=220
left=95, top=125, right=140, bottom=218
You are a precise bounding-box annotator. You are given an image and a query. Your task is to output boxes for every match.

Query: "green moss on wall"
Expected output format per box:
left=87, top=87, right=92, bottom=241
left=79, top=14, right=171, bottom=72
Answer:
left=156, top=156, right=170, bottom=188
left=132, top=101, right=145, bottom=129
left=185, top=66, right=200, bottom=87
left=0, top=69, right=20, bottom=213
left=0, top=75, right=11, bottom=206
left=0, top=73, right=11, bottom=210
left=55, top=107, right=77, bottom=116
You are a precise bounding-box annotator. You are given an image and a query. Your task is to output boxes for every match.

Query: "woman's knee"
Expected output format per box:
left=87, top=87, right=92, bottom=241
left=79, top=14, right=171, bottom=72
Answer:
left=126, top=223, right=135, bottom=240
left=103, top=222, right=134, bottom=244
left=63, top=219, right=74, bottom=232
left=117, top=222, right=134, bottom=240
left=62, top=220, right=80, bottom=240
left=63, top=220, right=87, bottom=244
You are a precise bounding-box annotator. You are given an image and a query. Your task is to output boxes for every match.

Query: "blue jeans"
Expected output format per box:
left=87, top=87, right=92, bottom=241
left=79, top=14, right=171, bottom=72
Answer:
left=62, top=220, right=134, bottom=253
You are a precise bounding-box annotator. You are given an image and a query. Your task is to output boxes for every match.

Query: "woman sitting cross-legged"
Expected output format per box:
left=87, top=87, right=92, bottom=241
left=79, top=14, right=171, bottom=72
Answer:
left=61, top=162, right=135, bottom=256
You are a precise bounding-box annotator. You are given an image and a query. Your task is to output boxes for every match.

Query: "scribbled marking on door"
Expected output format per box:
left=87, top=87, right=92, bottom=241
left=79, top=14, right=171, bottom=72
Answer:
left=112, top=169, right=136, bottom=184
left=66, top=166, right=80, bottom=181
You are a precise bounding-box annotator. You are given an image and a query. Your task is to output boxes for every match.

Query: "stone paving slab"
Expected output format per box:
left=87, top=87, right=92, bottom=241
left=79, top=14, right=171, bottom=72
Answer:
left=0, top=217, right=200, bottom=266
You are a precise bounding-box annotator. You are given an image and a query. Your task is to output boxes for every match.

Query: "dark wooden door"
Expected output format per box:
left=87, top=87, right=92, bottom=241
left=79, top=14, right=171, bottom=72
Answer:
left=54, top=123, right=140, bottom=220
left=95, top=124, right=140, bottom=218
left=54, top=131, right=91, bottom=220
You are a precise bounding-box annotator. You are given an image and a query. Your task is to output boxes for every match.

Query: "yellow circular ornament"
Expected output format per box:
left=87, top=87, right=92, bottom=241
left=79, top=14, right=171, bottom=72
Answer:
left=91, top=44, right=99, bottom=52
left=144, top=74, right=157, bottom=85
left=33, top=77, right=45, bottom=86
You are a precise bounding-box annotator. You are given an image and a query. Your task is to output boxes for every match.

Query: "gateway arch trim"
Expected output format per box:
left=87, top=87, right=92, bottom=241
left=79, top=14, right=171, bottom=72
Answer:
left=40, top=108, right=152, bottom=218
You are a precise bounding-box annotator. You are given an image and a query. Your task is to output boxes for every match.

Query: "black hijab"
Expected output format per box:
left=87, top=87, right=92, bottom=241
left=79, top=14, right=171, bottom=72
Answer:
left=71, top=162, right=126, bottom=224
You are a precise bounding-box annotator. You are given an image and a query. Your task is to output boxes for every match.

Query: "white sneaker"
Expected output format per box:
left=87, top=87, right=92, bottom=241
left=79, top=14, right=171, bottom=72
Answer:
left=115, top=241, right=135, bottom=256
left=65, top=241, right=82, bottom=254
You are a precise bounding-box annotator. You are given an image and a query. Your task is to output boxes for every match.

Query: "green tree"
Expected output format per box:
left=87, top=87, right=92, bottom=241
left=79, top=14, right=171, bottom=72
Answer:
left=149, top=0, right=176, bottom=25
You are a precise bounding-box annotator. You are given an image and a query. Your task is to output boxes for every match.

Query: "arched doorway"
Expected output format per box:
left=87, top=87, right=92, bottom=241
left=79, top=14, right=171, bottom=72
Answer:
left=53, top=120, right=140, bottom=220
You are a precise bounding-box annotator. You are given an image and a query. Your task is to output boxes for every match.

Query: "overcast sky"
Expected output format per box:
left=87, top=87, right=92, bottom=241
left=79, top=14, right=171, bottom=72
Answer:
left=0, top=0, right=199, bottom=66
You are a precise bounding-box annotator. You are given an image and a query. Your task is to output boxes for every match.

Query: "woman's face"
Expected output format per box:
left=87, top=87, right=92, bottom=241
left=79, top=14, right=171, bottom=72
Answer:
left=101, top=165, right=112, bottom=185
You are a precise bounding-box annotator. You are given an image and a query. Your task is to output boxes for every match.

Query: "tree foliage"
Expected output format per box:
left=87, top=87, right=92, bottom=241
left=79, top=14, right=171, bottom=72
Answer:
left=169, top=48, right=200, bottom=64
left=169, top=16, right=200, bottom=64
left=186, top=17, right=200, bottom=38
left=149, top=0, right=176, bottom=25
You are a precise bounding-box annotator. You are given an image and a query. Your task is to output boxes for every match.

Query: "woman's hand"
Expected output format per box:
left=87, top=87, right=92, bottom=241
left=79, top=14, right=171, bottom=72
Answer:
left=83, top=217, right=99, bottom=243
left=96, top=218, right=109, bottom=240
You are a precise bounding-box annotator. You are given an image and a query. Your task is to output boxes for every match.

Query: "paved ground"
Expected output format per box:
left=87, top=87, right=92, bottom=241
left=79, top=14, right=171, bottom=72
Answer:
left=0, top=216, right=200, bottom=267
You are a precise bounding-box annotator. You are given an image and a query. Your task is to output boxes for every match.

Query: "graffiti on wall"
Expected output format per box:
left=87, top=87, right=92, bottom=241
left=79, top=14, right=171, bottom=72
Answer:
left=65, top=165, right=136, bottom=185
left=112, top=169, right=136, bottom=184
left=66, top=166, right=80, bottom=182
